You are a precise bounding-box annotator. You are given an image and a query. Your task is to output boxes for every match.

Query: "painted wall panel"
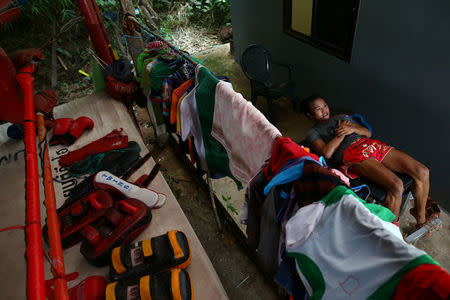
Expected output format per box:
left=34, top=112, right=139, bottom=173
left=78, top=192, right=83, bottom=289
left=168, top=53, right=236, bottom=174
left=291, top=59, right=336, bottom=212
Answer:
left=230, top=0, right=450, bottom=210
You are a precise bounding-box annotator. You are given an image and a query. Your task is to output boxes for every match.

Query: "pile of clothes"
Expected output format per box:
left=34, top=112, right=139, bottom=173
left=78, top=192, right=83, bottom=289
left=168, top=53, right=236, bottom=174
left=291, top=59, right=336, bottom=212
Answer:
left=243, top=137, right=450, bottom=300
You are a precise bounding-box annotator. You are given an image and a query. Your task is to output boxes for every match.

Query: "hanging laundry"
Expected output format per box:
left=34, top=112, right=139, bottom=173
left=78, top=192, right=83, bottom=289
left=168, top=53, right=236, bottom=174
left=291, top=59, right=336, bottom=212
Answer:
left=244, top=168, right=269, bottom=250
left=140, top=55, right=159, bottom=93
left=172, top=63, right=196, bottom=88
left=171, top=79, right=193, bottom=124
left=264, top=137, right=320, bottom=180
left=180, top=80, right=208, bottom=170
left=244, top=156, right=346, bottom=272
left=212, top=81, right=281, bottom=184
left=255, top=186, right=283, bottom=276
left=263, top=158, right=325, bottom=196
left=176, top=92, right=188, bottom=135
left=161, top=77, right=172, bottom=116
left=285, top=185, right=434, bottom=300
left=274, top=252, right=307, bottom=299
left=194, top=65, right=238, bottom=185
left=145, top=40, right=166, bottom=52
left=290, top=160, right=347, bottom=207
left=148, top=54, right=183, bottom=96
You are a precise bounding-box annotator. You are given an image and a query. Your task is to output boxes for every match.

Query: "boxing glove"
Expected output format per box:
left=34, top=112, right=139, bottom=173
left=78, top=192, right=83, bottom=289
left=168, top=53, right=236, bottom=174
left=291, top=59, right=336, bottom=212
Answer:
left=49, top=118, right=74, bottom=145
left=65, top=116, right=94, bottom=145
left=59, top=129, right=128, bottom=167
left=34, top=90, right=57, bottom=116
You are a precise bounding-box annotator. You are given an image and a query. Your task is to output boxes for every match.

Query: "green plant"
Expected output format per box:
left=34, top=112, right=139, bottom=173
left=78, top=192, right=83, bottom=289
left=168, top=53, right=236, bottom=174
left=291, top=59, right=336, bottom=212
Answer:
left=96, top=0, right=119, bottom=10
left=167, top=172, right=178, bottom=185
left=153, top=0, right=171, bottom=11
left=221, top=195, right=238, bottom=216
left=150, top=0, right=231, bottom=29
left=187, top=0, right=230, bottom=27
left=60, top=82, right=69, bottom=93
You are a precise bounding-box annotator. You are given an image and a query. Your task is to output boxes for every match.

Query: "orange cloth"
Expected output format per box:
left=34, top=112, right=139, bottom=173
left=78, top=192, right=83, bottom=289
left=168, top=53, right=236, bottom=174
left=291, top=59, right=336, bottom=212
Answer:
left=170, top=79, right=193, bottom=124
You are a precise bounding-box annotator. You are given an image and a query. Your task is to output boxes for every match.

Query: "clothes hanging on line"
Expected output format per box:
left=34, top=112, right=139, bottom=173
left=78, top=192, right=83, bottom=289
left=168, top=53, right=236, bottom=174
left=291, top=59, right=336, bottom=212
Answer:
left=264, top=137, right=320, bottom=180
left=263, top=158, right=321, bottom=196
left=212, top=80, right=281, bottom=184
left=171, top=79, right=193, bottom=124
left=290, top=160, right=348, bottom=207
left=137, top=38, right=264, bottom=188
left=180, top=80, right=208, bottom=171
left=194, top=65, right=242, bottom=188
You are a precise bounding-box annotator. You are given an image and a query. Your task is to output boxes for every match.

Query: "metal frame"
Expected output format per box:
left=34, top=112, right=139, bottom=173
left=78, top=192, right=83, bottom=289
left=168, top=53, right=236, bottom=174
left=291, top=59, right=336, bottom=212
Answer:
left=283, top=0, right=360, bottom=62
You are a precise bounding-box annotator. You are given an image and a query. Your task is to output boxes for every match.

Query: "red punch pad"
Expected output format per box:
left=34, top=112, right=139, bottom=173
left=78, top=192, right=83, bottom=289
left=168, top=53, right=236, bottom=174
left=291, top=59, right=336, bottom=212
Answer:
left=80, top=198, right=152, bottom=266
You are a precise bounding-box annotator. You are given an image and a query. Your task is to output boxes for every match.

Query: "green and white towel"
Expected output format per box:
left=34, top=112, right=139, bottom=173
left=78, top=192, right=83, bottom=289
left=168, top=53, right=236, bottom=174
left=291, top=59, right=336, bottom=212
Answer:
left=286, top=185, right=438, bottom=300
left=194, top=65, right=242, bottom=188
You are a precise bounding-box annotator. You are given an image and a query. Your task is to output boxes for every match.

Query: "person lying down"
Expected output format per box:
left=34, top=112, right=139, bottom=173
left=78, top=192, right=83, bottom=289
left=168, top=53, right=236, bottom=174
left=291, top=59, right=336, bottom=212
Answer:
left=300, top=94, right=439, bottom=232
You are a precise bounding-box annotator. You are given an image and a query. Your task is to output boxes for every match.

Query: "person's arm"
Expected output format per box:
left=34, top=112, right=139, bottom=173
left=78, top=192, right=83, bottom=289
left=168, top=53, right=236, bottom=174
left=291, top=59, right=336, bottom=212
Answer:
left=310, top=135, right=345, bottom=159
left=335, top=120, right=371, bottom=138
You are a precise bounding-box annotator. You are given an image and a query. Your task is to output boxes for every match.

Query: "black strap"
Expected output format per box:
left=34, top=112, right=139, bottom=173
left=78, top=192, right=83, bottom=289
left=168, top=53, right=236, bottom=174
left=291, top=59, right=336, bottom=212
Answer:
left=141, top=163, right=161, bottom=188
left=121, top=152, right=152, bottom=180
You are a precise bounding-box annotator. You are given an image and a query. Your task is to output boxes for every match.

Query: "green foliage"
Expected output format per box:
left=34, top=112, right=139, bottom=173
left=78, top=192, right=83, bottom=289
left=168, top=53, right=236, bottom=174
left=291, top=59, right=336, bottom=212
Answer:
left=153, top=0, right=231, bottom=29
left=153, top=0, right=171, bottom=11
left=222, top=195, right=238, bottom=215
left=188, top=0, right=230, bottom=27
left=96, top=0, right=119, bottom=10
left=0, top=0, right=82, bottom=52
left=22, top=0, right=77, bottom=24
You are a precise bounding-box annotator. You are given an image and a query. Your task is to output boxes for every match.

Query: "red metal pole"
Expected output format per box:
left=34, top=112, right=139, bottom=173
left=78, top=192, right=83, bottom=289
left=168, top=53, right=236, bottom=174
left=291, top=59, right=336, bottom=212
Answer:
left=36, top=114, right=69, bottom=300
left=77, top=0, right=114, bottom=64
left=16, top=64, right=46, bottom=300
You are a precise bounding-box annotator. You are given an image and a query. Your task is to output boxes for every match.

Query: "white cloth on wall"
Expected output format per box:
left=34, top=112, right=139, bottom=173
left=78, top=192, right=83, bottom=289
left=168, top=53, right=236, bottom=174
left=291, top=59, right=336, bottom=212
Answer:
left=211, top=81, right=281, bottom=183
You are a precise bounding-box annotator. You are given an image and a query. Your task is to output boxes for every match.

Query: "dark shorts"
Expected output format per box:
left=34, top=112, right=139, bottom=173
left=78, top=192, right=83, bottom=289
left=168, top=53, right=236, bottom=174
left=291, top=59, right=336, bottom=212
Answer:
left=341, top=138, right=393, bottom=179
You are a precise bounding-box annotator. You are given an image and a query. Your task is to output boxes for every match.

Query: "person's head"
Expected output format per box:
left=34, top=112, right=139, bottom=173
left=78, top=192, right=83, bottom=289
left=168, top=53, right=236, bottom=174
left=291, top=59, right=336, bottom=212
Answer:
left=300, top=94, right=330, bottom=121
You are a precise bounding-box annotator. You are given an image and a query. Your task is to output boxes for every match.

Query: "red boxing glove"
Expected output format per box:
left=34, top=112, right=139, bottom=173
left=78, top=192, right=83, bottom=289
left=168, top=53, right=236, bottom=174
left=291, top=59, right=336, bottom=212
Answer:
left=65, top=116, right=94, bottom=145
left=59, top=129, right=128, bottom=167
left=34, top=90, right=57, bottom=124
left=69, top=276, right=106, bottom=300
left=49, top=118, right=74, bottom=145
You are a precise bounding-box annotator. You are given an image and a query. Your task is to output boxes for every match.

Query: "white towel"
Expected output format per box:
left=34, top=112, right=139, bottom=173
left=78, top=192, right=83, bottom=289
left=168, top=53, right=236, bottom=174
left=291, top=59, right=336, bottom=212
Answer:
left=212, top=81, right=281, bottom=183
